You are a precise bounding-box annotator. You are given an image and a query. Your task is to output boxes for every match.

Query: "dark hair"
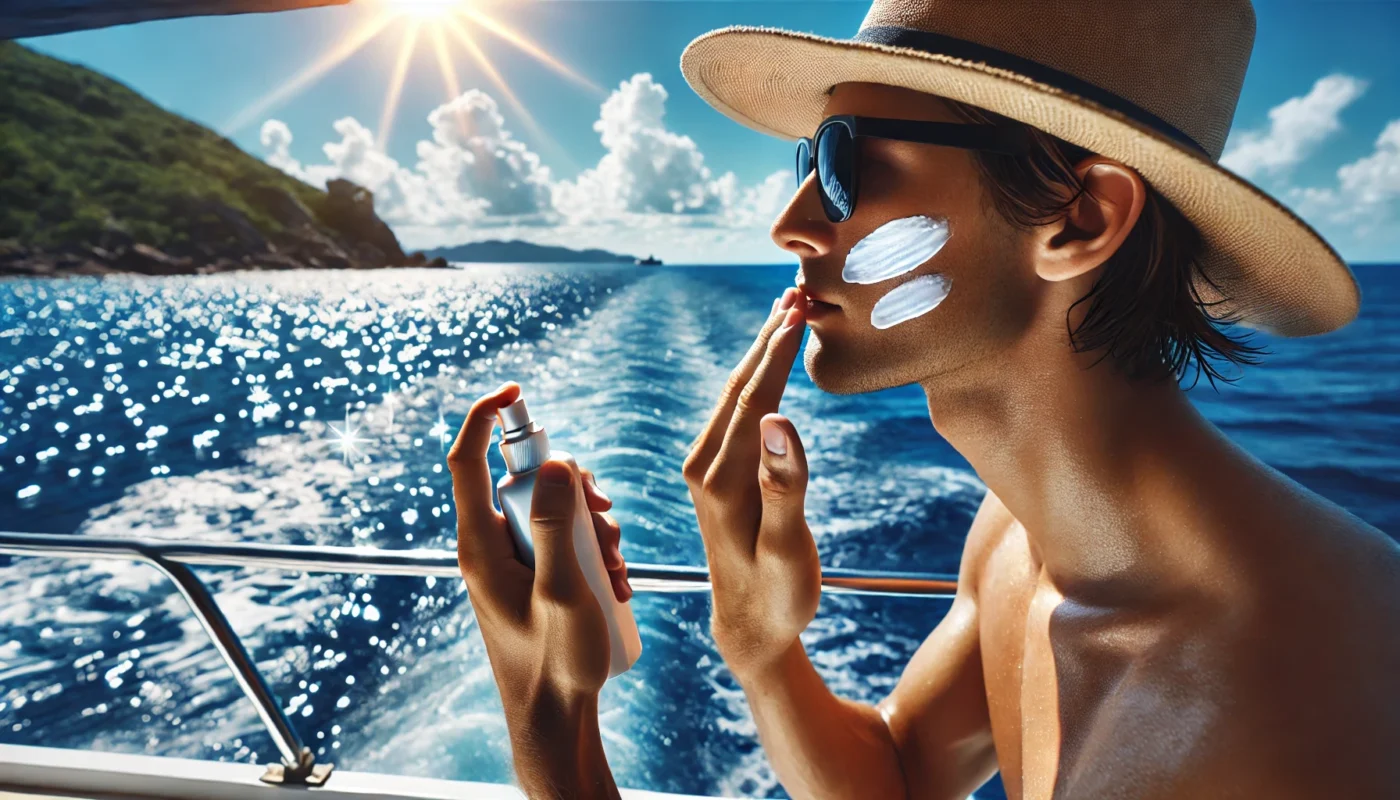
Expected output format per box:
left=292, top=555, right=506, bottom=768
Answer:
left=941, top=99, right=1265, bottom=388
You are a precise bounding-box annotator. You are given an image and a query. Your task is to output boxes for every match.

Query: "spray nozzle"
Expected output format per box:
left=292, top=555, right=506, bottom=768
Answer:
left=497, top=397, right=534, bottom=435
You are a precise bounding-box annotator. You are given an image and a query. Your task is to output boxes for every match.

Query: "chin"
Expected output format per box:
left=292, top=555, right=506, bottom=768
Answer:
left=802, top=334, right=905, bottom=395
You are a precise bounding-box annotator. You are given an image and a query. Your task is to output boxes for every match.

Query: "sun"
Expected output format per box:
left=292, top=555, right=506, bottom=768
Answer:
left=384, top=0, right=463, bottom=19
left=225, top=0, right=605, bottom=157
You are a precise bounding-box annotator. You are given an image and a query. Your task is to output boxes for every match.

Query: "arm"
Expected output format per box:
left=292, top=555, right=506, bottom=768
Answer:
left=736, top=489, right=1005, bottom=800
left=448, top=382, right=635, bottom=800
left=507, top=688, right=621, bottom=800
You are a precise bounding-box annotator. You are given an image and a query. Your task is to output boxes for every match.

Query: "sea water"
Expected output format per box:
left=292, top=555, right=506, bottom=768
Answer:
left=1, top=264, right=1397, bottom=799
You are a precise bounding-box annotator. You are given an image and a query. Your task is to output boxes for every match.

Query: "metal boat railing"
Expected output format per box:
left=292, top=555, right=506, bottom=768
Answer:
left=0, top=530, right=957, bottom=787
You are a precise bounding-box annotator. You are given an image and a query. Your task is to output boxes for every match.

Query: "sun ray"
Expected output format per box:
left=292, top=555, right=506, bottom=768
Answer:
left=377, top=19, right=423, bottom=152
left=429, top=25, right=473, bottom=143
left=430, top=25, right=463, bottom=101
left=442, top=17, right=582, bottom=182
left=459, top=8, right=604, bottom=95
left=225, top=12, right=395, bottom=133
left=442, top=17, right=555, bottom=147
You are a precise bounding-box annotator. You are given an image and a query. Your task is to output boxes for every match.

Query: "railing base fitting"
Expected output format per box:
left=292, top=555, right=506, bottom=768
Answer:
left=260, top=747, right=334, bottom=786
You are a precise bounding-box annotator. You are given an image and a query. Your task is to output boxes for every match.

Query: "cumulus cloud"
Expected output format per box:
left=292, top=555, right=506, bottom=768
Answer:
left=417, top=90, right=555, bottom=217
left=1221, top=73, right=1368, bottom=179
left=261, top=74, right=798, bottom=262
left=260, top=116, right=447, bottom=227
left=553, top=73, right=735, bottom=218
left=260, top=119, right=301, bottom=178
left=1289, top=118, right=1400, bottom=239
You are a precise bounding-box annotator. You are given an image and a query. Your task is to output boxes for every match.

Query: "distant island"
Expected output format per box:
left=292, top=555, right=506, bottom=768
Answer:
left=428, top=240, right=639, bottom=264
left=427, top=240, right=666, bottom=265
left=0, top=42, right=445, bottom=278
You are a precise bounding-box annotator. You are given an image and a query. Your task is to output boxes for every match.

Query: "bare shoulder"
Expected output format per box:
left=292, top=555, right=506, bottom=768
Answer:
left=1056, top=470, right=1400, bottom=797
left=958, top=485, right=1022, bottom=596
left=872, top=487, right=1019, bottom=800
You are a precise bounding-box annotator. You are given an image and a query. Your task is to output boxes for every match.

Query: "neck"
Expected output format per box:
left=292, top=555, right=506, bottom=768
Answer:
left=918, top=325, right=1230, bottom=601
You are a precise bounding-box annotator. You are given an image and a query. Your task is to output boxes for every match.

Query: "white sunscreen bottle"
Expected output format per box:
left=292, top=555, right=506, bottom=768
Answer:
left=495, top=396, right=642, bottom=678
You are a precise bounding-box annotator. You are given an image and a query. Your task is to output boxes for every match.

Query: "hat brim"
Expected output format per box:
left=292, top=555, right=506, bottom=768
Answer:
left=681, top=25, right=1360, bottom=337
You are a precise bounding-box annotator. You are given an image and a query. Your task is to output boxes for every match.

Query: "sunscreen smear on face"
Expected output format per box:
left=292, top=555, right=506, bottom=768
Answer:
left=842, top=215, right=950, bottom=285
left=495, top=395, right=642, bottom=678
left=870, top=274, right=952, bottom=329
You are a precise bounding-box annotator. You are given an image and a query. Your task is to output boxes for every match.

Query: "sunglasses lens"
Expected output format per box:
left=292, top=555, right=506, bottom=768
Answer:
left=816, top=123, right=854, bottom=222
left=795, top=139, right=812, bottom=188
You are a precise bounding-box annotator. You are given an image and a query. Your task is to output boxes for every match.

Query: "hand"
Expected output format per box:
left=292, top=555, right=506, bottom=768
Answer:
left=682, top=288, right=822, bottom=681
left=448, top=381, right=628, bottom=799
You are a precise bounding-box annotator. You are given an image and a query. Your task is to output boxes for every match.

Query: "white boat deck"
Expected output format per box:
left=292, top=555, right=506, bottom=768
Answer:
left=0, top=744, right=730, bottom=800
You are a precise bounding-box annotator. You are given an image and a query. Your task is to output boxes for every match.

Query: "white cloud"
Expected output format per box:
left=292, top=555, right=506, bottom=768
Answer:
left=1221, top=73, right=1368, bottom=179
left=1288, top=118, right=1400, bottom=239
left=259, top=119, right=301, bottom=179
left=417, top=90, right=555, bottom=217
left=260, top=116, right=447, bottom=227
left=729, top=169, right=793, bottom=229
left=260, top=74, right=796, bottom=262
left=553, top=73, right=734, bottom=218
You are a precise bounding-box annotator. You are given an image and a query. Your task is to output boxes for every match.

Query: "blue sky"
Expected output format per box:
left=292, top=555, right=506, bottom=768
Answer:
left=20, top=0, right=1400, bottom=264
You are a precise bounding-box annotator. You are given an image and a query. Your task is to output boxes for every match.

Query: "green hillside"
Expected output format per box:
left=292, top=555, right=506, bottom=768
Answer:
left=0, top=41, right=327, bottom=254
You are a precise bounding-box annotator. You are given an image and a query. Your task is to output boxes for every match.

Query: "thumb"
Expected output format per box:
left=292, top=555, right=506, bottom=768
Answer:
left=530, top=458, right=588, bottom=602
left=756, top=414, right=810, bottom=549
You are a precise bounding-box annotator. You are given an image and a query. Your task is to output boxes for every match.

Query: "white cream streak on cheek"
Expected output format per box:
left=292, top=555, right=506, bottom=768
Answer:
left=870, top=274, right=952, bottom=330
left=842, top=215, right=950, bottom=284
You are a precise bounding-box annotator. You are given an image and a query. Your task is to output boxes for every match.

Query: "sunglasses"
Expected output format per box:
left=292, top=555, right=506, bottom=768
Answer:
left=796, top=115, right=1032, bottom=223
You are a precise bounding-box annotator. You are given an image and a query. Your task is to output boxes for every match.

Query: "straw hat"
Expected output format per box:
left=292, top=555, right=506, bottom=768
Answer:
left=679, top=0, right=1360, bottom=336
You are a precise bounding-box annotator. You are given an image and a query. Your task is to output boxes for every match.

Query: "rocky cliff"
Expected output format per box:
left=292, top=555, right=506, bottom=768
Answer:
left=0, top=42, right=445, bottom=278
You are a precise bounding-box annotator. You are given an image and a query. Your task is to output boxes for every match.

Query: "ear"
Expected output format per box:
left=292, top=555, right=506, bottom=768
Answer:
left=1031, top=157, right=1146, bottom=283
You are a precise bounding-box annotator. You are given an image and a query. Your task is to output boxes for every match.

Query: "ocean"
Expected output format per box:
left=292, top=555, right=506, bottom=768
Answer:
left=1, top=264, right=1396, bottom=799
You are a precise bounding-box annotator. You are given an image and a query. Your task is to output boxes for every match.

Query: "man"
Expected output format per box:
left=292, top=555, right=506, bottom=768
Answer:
left=449, top=1, right=1400, bottom=797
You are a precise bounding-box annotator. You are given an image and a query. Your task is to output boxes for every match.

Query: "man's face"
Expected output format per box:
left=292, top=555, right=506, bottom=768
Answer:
left=773, top=82, right=1041, bottom=395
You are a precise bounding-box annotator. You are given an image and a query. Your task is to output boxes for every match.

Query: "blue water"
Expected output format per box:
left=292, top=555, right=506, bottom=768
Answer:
left=0, top=264, right=1396, bottom=799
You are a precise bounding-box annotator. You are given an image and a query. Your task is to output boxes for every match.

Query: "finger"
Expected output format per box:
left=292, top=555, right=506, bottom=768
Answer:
left=592, top=510, right=622, bottom=570
left=608, top=561, right=632, bottom=603
left=580, top=468, right=612, bottom=512
left=706, top=303, right=807, bottom=514
left=756, top=414, right=812, bottom=556
left=447, top=381, right=521, bottom=575
left=686, top=287, right=800, bottom=479
left=530, top=458, right=589, bottom=602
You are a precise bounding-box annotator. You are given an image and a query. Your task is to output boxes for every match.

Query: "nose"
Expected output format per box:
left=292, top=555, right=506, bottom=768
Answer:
left=770, top=173, right=835, bottom=258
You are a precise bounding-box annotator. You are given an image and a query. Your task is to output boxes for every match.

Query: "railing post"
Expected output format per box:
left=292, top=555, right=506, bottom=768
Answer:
left=142, top=555, right=333, bottom=786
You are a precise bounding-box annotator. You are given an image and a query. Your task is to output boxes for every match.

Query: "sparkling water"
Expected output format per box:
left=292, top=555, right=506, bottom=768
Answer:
left=2, top=264, right=1397, bottom=798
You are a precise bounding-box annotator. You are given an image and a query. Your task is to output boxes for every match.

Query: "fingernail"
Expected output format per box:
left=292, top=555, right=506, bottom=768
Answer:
left=542, top=464, right=570, bottom=485
left=761, top=420, right=787, bottom=455
left=770, top=297, right=779, bottom=315
left=778, top=288, right=797, bottom=310
left=781, top=306, right=803, bottom=329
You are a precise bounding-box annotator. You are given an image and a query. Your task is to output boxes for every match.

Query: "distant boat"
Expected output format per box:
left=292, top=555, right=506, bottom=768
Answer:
left=636, top=254, right=662, bottom=266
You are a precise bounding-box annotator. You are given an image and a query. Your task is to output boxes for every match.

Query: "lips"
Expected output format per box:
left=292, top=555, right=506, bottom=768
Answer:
left=796, top=285, right=839, bottom=309
left=796, top=287, right=841, bottom=322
